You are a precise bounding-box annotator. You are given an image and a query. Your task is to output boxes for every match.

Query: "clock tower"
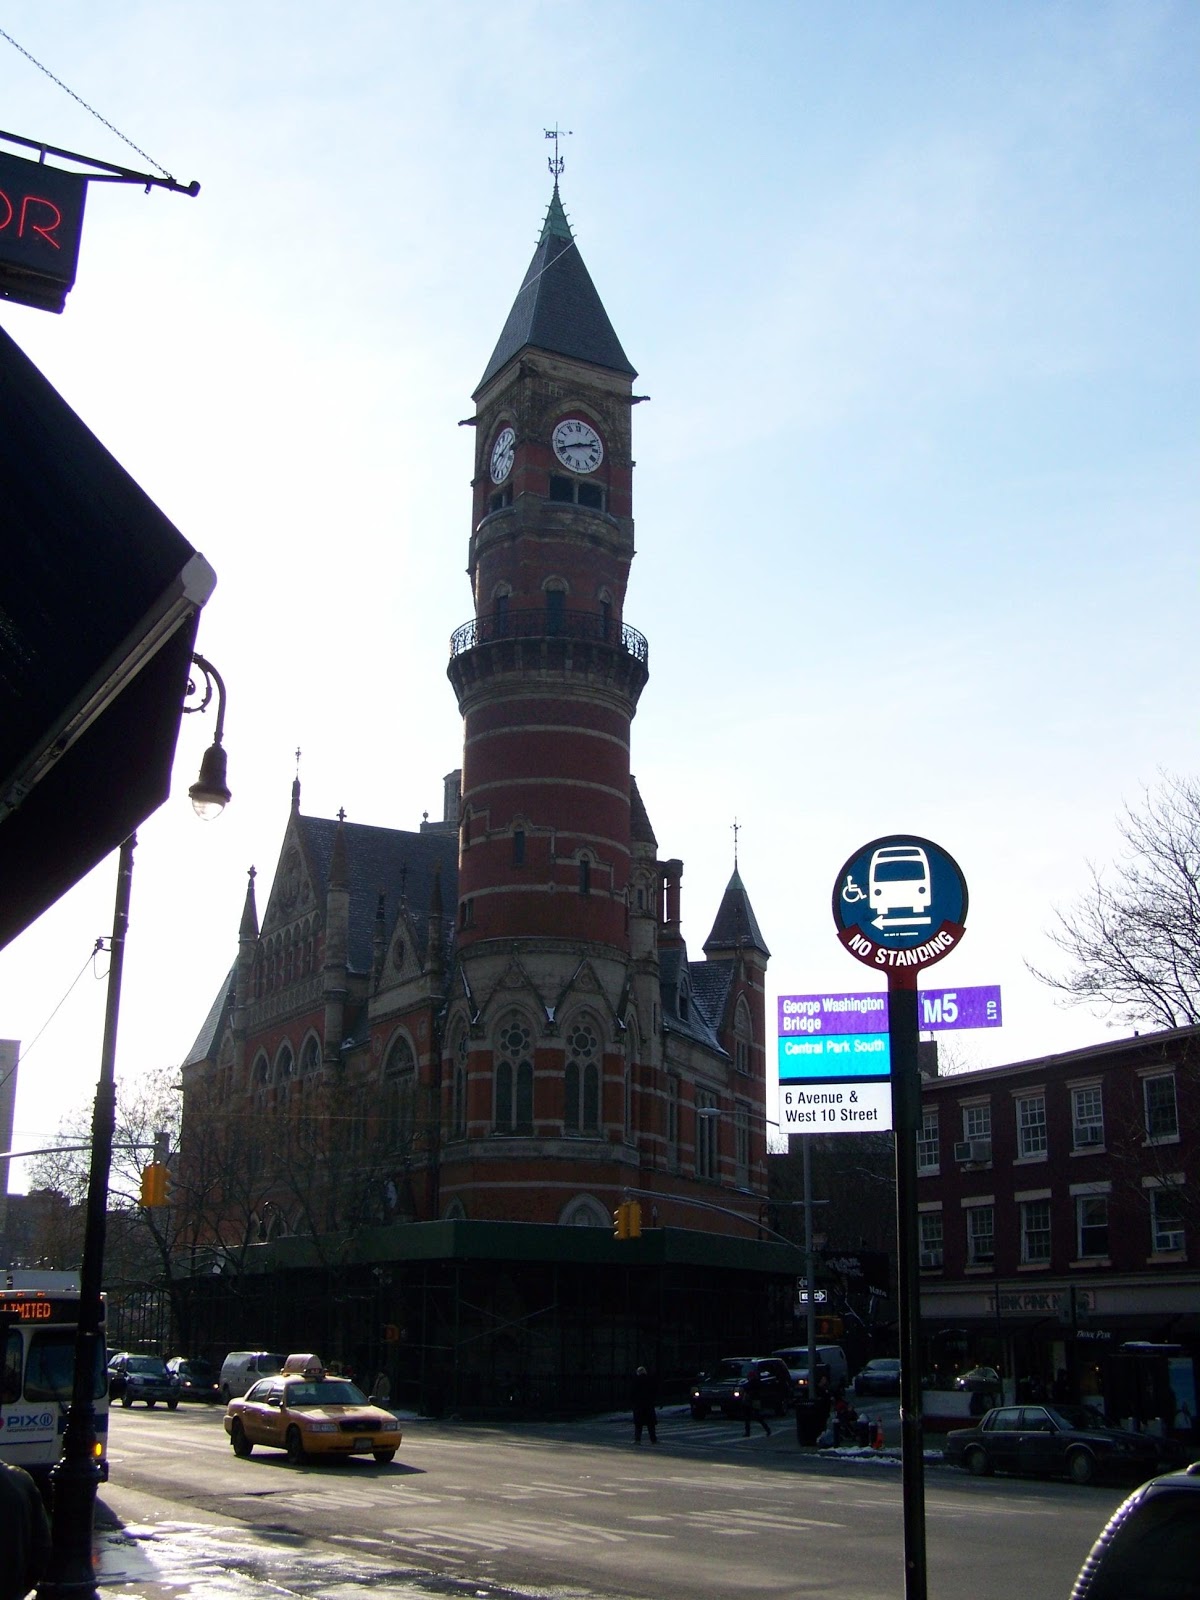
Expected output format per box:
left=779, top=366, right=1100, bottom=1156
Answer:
left=448, top=183, right=647, bottom=952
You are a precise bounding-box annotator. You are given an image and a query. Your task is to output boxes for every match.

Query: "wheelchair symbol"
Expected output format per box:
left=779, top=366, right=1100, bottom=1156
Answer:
left=841, top=874, right=866, bottom=905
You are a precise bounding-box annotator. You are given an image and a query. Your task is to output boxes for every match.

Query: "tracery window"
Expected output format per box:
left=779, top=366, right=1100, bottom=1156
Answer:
left=495, top=1014, right=533, bottom=1135
left=564, top=1018, right=601, bottom=1135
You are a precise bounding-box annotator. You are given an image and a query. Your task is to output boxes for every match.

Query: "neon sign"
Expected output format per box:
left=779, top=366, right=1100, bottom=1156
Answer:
left=0, top=151, right=86, bottom=313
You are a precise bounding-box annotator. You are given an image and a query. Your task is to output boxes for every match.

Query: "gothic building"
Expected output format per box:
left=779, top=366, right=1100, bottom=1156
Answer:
left=180, top=184, right=797, bottom=1407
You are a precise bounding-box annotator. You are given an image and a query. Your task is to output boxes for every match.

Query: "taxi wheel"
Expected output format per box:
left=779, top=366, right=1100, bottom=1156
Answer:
left=373, top=1449, right=396, bottom=1464
left=230, top=1420, right=253, bottom=1458
left=285, top=1427, right=307, bottom=1466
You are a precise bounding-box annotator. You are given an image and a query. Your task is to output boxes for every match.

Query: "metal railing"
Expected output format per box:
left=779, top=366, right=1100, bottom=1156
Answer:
left=450, top=608, right=648, bottom=663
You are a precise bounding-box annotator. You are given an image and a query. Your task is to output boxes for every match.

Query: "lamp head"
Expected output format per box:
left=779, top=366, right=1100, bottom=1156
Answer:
left=189, top=739, right=231, bottom=820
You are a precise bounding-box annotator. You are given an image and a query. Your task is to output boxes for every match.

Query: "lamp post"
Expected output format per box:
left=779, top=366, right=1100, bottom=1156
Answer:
left=38, top=654, right=230, bottom=1599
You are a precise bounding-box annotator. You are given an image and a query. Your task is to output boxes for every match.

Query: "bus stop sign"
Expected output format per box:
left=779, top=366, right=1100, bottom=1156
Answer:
left=833, top=834, right=967, bottom=973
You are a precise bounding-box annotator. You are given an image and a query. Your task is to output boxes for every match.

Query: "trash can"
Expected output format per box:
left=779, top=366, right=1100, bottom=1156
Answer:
left=795, top=1400, right=827, bottom=1445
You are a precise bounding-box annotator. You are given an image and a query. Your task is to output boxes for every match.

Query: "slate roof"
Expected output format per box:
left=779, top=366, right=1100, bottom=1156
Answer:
left=476, top=186, right=636, bottom=395
left=703, top=867, right=770, bottom=958
left=629, top=775, right=657, bottom=850
left=183, top=962, right=235, bottom=1069
left=292, top=815, right=459, bottom=974
left=689, top=959, right=735, bottom=1033
left=659, top=947, right=726, bottom=1055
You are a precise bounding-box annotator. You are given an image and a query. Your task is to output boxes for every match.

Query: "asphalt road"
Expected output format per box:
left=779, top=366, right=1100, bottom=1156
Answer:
left=94, top=1402, right=1130, bottom=1600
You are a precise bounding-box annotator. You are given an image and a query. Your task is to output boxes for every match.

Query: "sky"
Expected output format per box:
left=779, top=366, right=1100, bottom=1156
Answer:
left=0, top=0, right=1196, bottom=1190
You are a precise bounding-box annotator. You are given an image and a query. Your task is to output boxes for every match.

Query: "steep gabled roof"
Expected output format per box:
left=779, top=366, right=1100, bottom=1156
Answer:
left=629, top=775, right=658, bottom=850
left=183, top=962, right=235, bottom=1069
left=476, top=186, right=636, bottom=395
left=659, top=947, right=726, bottom=1054
left=294, top=815, right=459, bottom=973
left=703, top=867, right=770, bottom=958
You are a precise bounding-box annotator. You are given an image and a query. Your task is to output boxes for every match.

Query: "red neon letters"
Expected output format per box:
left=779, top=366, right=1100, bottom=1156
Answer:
left=0, top=189, right=64, bottom=250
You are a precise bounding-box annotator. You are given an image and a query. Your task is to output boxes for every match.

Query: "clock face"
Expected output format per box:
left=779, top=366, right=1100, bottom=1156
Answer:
left=551, top=417, right=604, bottom=474
left=489, top=425, right=515, bottom=484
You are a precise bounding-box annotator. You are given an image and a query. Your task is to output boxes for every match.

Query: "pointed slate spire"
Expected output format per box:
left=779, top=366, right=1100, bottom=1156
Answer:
left=703, top=866, right=770, bottom=958
left=475, top=184, right=637, bottom=395
left=239, top=865, right=259, bottom=940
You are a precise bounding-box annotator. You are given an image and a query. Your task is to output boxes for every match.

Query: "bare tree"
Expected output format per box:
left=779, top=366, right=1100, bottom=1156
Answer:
left=1029, top=773, right=1200, bottom=1027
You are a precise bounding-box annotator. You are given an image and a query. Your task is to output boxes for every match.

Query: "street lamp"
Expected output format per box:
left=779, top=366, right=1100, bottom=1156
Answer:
left=38, top=653, right=231, bottom=1600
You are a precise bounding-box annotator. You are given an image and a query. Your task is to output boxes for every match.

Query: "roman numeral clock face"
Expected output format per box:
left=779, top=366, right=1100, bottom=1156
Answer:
left=551, top=417, right=604, bottom=474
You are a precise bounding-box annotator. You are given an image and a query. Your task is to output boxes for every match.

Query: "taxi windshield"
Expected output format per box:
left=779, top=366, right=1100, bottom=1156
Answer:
left=287, top=1379, right=366, bottom=1407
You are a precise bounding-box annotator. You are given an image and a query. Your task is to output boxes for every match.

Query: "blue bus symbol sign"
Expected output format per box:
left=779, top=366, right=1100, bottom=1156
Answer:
left=834, top=834, right=967, bottom=973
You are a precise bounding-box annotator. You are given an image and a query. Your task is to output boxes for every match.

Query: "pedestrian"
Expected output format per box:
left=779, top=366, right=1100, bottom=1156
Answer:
left=742, top=1367, right=771, bottom=1438
left=632, top=1365, right=658, bottom=1444
left=0, top=1460, right=51, bottom=1600
left=369, top=1370, right=391, bottom=1408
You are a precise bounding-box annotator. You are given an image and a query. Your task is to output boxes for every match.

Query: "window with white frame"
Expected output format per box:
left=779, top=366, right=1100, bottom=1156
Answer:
left=1151, top=1187, right=1185, bottom=1254
left=734, top=1103, right=750, bottom=1187
left=963, top=1103, right=991, bottom=1142
left=966, top=1205, right=994, bottom=1265
left=919, top=1211, right=943, bottom=1269
left=1071, top=1085, right=1104, bottom=1149
left=695, top=1089, right=717, bottom=1179
left=1016, top=1094, right=1047, bottom=1159
left=917, top=1109, right=939, bottom=1173
left=1076, top=1195, right=1109, bottom=1259
left=1020, top=1200, right=1051, bottom=1264
left=1143, top=1074, right=1179, bottom=1142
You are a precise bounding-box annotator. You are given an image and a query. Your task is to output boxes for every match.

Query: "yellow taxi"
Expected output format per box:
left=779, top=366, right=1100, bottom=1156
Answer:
left=223, top=1354, right=402, bottom=1465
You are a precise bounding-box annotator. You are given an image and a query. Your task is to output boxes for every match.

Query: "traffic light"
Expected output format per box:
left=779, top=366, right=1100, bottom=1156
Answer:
left=613, top=1200, right=643, bottom=1239
left=140, top=1162, right=168, bottom=1208
left=626, top=1200, right=642, bottom=1238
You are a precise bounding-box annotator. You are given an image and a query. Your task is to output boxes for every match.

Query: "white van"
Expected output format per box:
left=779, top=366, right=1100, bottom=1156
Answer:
left=772, top=1344, right=850, bottom=1396
left=218, top=1350, right=286, bottom=1401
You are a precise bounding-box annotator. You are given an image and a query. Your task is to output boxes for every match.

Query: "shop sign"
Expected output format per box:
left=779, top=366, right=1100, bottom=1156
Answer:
left=996, top=1289, right=1094, bottom=1316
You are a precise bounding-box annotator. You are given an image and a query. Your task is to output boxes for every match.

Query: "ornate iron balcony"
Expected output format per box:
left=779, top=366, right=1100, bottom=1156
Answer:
left=450, top=608, right=648, bottom=664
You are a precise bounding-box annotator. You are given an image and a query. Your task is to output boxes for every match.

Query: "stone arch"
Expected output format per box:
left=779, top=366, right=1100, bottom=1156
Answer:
left=273, top=1041, right=294, bottom=1083
left=559, top=1194, right=610, bottom=1228
left=381, top=1029, right=417, bottom=1152
left=299, top=1031, right=321, bottom=1075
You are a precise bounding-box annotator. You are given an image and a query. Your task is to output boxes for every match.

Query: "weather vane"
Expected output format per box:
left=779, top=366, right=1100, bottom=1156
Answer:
left=545, top=124, right=572, bottom=181
left=732, top=817, right=740, bottom=866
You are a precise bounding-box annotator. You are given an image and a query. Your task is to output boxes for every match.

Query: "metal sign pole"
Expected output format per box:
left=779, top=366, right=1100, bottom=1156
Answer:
left=889, top=972, right=927, bottom=1600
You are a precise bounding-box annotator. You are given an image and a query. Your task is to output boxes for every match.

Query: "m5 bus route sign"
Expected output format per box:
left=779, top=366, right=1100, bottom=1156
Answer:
left=778, top=985, right=1001, bottom=1036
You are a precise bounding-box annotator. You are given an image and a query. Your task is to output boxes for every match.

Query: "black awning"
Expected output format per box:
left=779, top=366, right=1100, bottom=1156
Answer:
left=0, top=321, right=215, bottom=950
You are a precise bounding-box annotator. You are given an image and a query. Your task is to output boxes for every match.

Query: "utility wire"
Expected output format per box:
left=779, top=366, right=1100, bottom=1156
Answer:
left=0, top=942, right=106, bottom=1100
left=0, top=25, right=173, bottom=178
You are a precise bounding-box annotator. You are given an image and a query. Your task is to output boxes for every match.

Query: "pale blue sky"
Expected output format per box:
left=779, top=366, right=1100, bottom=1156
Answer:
left=1, top=1, right=1196, bottom=1184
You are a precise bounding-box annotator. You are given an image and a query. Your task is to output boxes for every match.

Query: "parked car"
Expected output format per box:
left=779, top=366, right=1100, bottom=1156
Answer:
left=944, top=1404, right=1180, bottom=1486
left=853, top=1358, right=902, bottom=1397
left=107, top=1352, right=181, bottom=1409
left=772, top=1344, right=849, bottom=1396
left=1070, top=1462, right=1200, bottom=1598
left=689, top=1357, right=792, bottom=1420
left=218, top=1350, right=286, bottom=1402
left=223, top=1353, right=402, bottom=1465
left=166, top=1356, right=221, bottom=1403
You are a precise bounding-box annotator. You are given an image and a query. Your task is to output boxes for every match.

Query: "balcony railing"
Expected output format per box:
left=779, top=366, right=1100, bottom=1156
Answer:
left=450, top=608, right=648, bottom=664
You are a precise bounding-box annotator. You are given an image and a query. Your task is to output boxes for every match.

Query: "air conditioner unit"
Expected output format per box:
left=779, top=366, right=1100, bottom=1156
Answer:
left=954, top=1139, right=992, bottom=1163
left=919, top=1250, right=943, bottom=1270
left=1074, top=1125, right=1103, bottom=1147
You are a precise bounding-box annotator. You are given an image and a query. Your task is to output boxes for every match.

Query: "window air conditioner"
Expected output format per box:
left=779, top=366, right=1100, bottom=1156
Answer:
left=919, top=1250, right=943, bottom=1270
left=954, top=1138, right=992, bottom=1162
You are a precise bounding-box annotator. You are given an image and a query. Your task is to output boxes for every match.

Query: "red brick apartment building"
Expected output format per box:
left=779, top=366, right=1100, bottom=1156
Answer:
left=917, top=1025, right=1199, bottom=1436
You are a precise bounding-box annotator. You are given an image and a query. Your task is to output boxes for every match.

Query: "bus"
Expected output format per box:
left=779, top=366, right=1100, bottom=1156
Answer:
left=0, top=1271, right=109, bottom=1483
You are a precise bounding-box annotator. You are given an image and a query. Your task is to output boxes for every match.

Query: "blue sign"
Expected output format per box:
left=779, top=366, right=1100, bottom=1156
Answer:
left=833, top=834, right=967, bottom=972
left=779, top=1033, right=891, bottom=1080
left=780, top=985, right=1001, bottom=1034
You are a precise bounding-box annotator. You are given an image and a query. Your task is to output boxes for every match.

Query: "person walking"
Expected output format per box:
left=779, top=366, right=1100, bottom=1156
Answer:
left=632, top=1365, right=658, bottom=1444
left=742, top=1366, right=772, bottom=1437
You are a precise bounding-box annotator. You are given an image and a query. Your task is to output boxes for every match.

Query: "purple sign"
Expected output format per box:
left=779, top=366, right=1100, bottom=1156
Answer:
left=779, top=985, right=1001, bottom=1036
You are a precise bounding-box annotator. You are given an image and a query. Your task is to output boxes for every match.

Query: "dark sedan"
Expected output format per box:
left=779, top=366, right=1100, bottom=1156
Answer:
left=853, top=1358, right=902, bottom=1397
left=107, top=1352, right=181, bottom=1410
left=945, top=1403, right=1177, bottom=1486
left=166, top=1356, right=221, bottom=1403
left=690, top=1357, right=792, bottom=1420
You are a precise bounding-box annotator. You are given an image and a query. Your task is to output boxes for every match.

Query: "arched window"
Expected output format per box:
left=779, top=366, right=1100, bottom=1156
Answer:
left=252, top=1051, right=270, bottom=1087
left=623, top=1022, right=638, bottom=1139
left=299, top=1034, right=321, bottom=1075
left=383, top=1034, right=417, bottom=1151
left=544, top=579, right=567, bottom=637
left=734, top=998, right=753, bottom=1075
left=495, top=1013, right=533, bottom=1135
left=559, top=1195, right=610, bottom=1228
left=450, top=1028, right=468, bottom=1138
left=564, top=1017, right=601, bottom=1135
left=274, top=1043, right=295, bottom=1083
left=578, top=854, right=591, bottom=896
